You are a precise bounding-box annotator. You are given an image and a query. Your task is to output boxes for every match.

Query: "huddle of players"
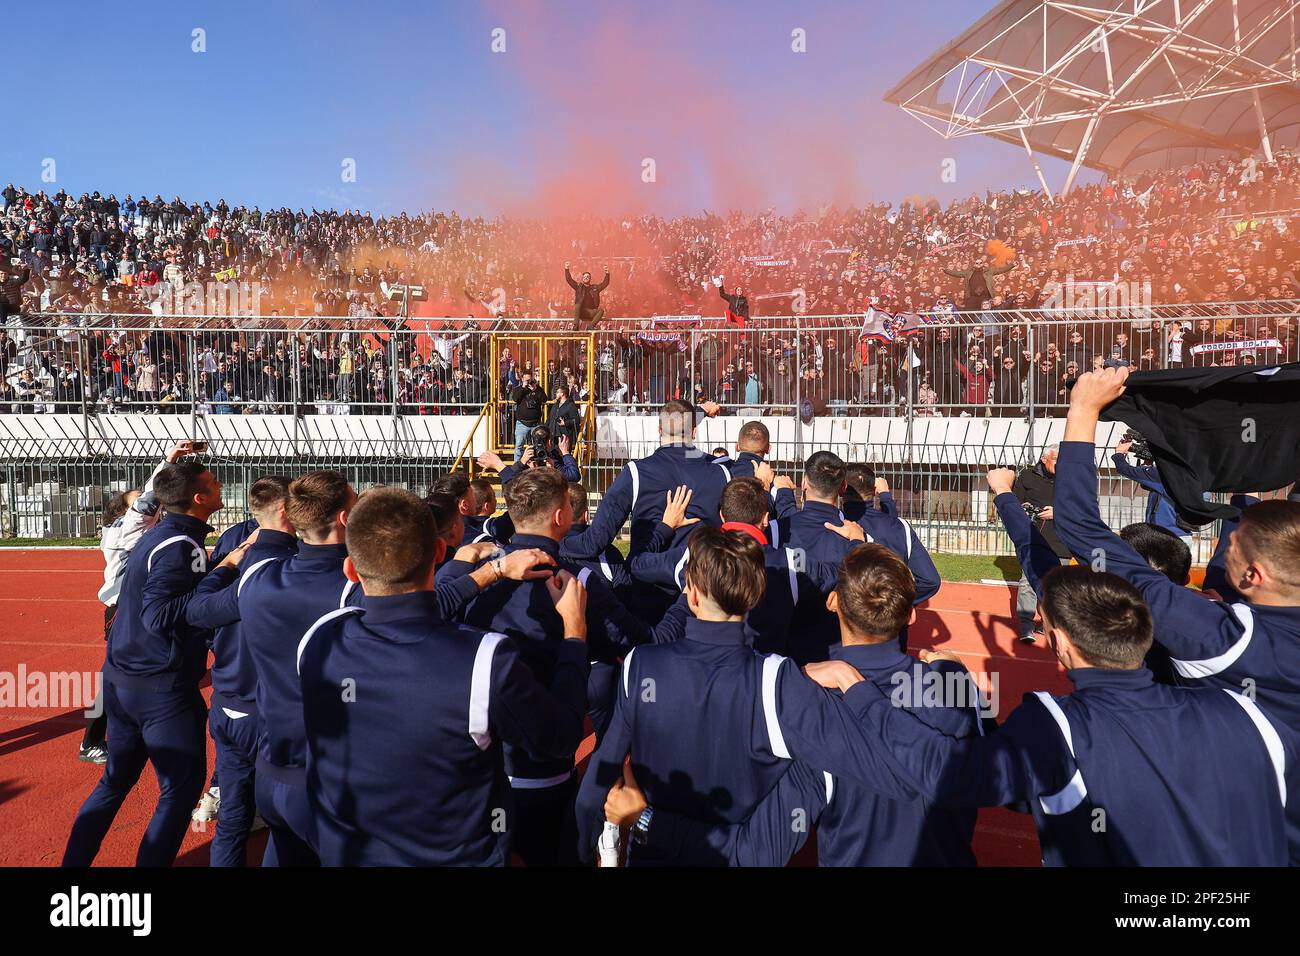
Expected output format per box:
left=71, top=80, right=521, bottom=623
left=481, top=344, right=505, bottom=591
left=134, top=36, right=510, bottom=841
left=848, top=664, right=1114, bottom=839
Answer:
left=64, top=380, right=1300, bottom=867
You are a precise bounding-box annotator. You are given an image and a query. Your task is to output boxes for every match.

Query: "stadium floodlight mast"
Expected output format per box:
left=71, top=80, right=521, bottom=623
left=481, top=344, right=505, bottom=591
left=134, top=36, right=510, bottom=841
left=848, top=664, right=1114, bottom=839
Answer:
left=382, top=283, right=427, bottom=419
left=885, top=0, right=1300, bottom=196
left=385, top=282, right=427, bottom=321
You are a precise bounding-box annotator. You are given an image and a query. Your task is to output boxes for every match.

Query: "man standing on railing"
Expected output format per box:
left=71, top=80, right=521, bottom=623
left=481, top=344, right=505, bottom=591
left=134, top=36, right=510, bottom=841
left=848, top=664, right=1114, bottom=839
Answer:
left=565, top=262, right=610, bottom=332
left=715, top=278, right=749, bottom=328
left=943, top=254, right=1015, bottom=310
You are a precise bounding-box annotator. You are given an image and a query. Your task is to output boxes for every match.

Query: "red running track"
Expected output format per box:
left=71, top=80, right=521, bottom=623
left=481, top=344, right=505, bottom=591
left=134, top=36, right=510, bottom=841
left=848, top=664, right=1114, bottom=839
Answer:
left=0, top=548, right=1067, bottom=867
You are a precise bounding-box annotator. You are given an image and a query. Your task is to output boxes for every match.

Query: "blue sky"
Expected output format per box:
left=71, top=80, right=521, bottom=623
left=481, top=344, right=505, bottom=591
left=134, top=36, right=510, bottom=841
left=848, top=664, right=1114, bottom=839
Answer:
left=3, top=1, right=1093, bottom=216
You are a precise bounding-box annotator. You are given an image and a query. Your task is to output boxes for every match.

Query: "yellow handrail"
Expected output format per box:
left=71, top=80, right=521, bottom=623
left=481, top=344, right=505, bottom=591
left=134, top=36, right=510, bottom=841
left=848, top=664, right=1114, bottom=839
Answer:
left=450, top=401, right=491, bottom=476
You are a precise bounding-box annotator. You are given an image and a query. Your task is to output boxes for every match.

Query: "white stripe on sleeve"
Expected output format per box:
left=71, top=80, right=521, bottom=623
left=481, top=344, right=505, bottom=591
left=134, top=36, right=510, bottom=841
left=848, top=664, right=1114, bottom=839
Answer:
left=468, top=633, right=508, bottom=750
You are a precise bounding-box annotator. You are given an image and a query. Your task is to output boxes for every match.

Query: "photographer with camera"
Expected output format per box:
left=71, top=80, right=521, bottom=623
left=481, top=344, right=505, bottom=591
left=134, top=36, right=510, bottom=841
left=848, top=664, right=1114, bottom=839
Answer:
left=479, top=424, right=580, bottom=486
left=1112, top=431, right=1194, bottom=544
left=1011, top=445, right=1072, bottom=643
left=510, top=370, right=546, bottom=463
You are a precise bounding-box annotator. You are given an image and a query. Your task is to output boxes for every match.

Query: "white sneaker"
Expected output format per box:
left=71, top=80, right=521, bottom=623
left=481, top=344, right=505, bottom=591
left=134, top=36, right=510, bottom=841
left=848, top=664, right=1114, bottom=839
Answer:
left=192, top=786, right=221, bottom=822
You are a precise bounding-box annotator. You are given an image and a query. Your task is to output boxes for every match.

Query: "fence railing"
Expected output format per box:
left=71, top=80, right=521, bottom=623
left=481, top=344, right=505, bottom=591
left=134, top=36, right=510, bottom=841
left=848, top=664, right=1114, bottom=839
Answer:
left=2, top=303, right=1291, bottom=556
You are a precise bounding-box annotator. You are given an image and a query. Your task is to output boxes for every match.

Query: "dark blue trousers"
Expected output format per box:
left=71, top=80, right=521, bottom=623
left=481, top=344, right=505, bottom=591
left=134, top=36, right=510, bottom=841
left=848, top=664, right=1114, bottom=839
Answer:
left=255, top=765, right=319, bottom=867
left=63, top=680, right=207, bottom=867
left=207, top=700, right=260, bottom=867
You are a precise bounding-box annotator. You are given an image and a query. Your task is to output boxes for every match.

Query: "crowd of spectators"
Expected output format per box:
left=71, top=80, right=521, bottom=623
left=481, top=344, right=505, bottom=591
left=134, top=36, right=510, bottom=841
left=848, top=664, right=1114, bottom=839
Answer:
left=3, top=145, right=1300, bottom=418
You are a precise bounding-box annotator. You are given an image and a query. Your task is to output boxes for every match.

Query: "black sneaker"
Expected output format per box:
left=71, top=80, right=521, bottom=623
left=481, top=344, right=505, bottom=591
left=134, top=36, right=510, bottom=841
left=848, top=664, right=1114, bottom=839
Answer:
left=1018, top=624, right=1040, bottom=644
left=79, top=744, right=108, bottom=764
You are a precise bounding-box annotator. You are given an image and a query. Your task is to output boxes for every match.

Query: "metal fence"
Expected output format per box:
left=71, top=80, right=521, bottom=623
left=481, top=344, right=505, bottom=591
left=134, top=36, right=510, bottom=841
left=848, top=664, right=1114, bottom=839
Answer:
left=3, top=300, right=1292, bottom=556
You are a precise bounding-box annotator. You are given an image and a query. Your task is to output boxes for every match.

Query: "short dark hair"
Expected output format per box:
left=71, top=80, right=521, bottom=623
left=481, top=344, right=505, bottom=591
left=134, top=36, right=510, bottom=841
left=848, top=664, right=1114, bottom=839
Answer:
left=153, top=461, right=209, bottom=511
left=804, top=451, right=846, bottom=498
left=424, top=492, right=461, bottom=542
left=1120, top=522, right=1191, bottom=585
left=720, top=477, right=769, bottom=526
left=659, top=399, right=695, bottom=439
left=835, top=544, right=914, bottom=639
left=432, top=471, right=470, bottom=503
left=1039, top=566, right=1152, bottom=668
left=566, top=482, right=589, bottom=522
left=286, top=470, right=352, bottom=539
left=468, top=477, right=496, bottom=514
left=103, top=489, right=137, bottom=527
left=684, top=526, right=766, bottom=616
left=347, top=487, right=438, bottom=592
left=737, top=420, right=769, bottom=452
left=506, top=467, right=568, bottom=526
left=248, top=475, right=291, bottom=515
left=843, top=463, right=877, bottom=502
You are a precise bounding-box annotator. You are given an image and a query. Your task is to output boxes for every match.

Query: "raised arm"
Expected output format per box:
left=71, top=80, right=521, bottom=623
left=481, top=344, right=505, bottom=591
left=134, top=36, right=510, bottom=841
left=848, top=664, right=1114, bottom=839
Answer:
left=1056, top=368, right=1247, bottom=665
left=628, top=544, right=688, bottom=591
left=899, top=519, right=941, bottom=604
left=767, top=659, right=919, bottom=803
left=835, top=675, right=1072, bottom=809
left=1110, top=452, right=1167, bottom=496
left=560, top=464, right=634, bottom=559
left=989, top=468, right=1061, bottom=597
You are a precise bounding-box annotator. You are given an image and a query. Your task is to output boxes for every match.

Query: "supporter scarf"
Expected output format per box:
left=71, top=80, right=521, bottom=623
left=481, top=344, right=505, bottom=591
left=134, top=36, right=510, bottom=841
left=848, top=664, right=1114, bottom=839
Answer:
left=721, top=521, right=768, bottom=545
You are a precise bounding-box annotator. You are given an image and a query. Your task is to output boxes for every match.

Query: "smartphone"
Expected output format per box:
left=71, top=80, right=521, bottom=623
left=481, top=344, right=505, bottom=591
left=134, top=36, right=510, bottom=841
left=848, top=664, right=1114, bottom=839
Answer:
left=190, top=441, right=209, bottom=453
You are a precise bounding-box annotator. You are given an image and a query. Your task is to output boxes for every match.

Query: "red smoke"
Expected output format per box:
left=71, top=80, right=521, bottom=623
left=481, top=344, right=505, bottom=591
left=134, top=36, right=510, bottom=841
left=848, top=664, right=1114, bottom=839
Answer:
left=450, top=1, right=878, bottom=219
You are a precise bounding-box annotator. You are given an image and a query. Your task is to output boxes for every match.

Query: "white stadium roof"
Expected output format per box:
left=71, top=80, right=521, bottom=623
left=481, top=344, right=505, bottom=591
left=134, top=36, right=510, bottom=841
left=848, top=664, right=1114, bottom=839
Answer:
left=885, top=0, right=1300, bottom=193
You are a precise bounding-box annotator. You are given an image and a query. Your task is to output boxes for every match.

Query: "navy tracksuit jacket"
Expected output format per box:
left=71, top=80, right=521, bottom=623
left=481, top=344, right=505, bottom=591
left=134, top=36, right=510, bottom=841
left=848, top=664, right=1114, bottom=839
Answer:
left=238, top=542, right=353, bottom=776
left=237, top=541, right=354, bottom=863
left=574, top=619, right=915, bottom=865
left=1054, top=442, right=1300, bottom=736
left=646, top=641, right=982, bottom=866
left=298, top=590, right=589, bottom=865
left=778, top=499, right=864, bottom=662
left=714, top=450, right=762, bottom=480
left=64, top=512, right=214, bottom=867
left=186, top=529, right=299, bottom=866
left=210, top=516, right=258, bottom=563
left=1109, top=453, right=1188, bottom=539
left=1053, top=441, right=1300, bottom=857
left=842, top=502, right=941, bottom=604
left=562, top=521, right=633, bottom=591
left=575, top=619, right=792, bottom=866
left=841, top=664, right=1296, bottom=865
left=776, top=495, right=941, bottom=660
left=627, top=532, right=838, bottom=656
left=561, top=442, right=731, bottom=559
left=439, top=533, right=687, bottom=781
left=463, top=512, right=514, bottom=546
